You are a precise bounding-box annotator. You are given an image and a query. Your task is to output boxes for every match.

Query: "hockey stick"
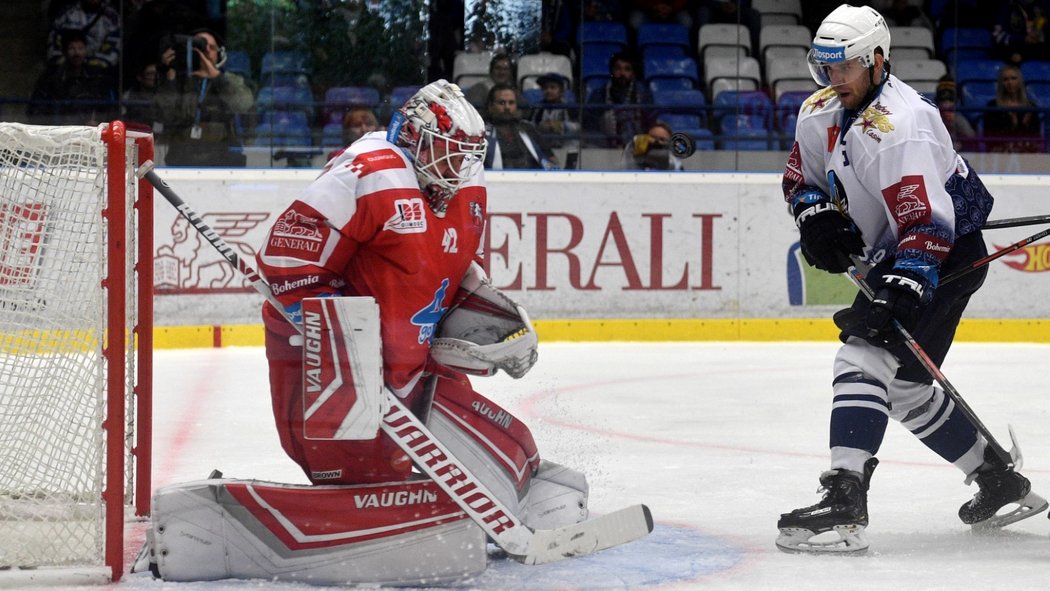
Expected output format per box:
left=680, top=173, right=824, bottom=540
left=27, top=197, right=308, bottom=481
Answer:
left=984, top=214, right=1050, bottom=230
left=938, top=223, right=1050, bottom=286
left=844, top=262, right=1020, bottom=469
left=137, top=161, right=653, bottom=565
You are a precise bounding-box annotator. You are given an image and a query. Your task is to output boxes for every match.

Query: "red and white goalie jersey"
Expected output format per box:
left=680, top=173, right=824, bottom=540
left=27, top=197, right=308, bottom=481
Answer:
left=257, top=131, right=487, bottom=396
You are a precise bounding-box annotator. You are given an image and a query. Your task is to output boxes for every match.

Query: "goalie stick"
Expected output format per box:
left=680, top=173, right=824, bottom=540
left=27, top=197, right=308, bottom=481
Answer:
left=137, top=161, right=653, bottom=565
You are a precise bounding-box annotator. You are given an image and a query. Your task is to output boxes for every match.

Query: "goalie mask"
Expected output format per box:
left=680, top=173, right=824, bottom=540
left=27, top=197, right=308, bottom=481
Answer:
left=388, top=80, right=487, bottom=215
left=808, top=4, right=890, bottom=88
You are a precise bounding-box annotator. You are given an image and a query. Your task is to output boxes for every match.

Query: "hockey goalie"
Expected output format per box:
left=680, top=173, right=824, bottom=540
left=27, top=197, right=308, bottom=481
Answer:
left=135, top=81, right=594, bottom=586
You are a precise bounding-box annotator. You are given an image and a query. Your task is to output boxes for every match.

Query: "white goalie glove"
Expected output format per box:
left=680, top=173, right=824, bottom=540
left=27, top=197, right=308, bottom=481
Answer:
left=431, top=262, right=538, bottom=379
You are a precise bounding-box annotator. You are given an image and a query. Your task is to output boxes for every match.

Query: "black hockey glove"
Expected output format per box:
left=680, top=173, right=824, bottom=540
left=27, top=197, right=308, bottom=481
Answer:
left=865, top=268, right=928, bottom=348
left=792, top=192, right=864, bottom=274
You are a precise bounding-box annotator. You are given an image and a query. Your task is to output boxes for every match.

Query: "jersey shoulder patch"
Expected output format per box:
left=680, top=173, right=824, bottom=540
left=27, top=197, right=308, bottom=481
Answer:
left=344, top=147, right=408, bottom=178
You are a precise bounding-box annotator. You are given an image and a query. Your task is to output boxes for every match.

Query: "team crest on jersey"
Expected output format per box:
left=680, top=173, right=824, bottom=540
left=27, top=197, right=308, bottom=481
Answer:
left=267, top=205, right=328, bottom=262
left=881, top=175, right=931, bottom=225
left=345, top=148, right=406, bottom=177
left=469, top=201, right=483, bottom=227
left=803, top=87, right=835, bottom=113
left=411, top=278, right=449, bottom=344
left=854, top=105, right=894, bottom=142
left=384, top=198, right=427, bottom=234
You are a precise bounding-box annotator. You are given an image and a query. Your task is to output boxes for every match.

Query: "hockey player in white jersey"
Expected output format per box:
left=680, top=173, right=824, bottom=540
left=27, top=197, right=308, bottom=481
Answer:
left=776, top=4, right=1047, bottom=554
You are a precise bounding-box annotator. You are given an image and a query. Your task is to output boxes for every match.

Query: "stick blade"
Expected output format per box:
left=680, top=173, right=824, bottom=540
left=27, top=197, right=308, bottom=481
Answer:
left=513, top=504, right=654, bottom=565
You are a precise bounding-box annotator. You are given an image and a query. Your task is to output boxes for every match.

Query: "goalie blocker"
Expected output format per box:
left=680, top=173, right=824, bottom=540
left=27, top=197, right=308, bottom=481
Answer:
left=138, top=296, right=587, bottom=583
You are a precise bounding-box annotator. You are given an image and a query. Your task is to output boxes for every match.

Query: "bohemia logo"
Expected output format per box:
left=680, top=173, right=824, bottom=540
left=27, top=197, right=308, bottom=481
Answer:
left=384, top=198, right=427, bottom=234
left=155, top=211, right=270, bottom=291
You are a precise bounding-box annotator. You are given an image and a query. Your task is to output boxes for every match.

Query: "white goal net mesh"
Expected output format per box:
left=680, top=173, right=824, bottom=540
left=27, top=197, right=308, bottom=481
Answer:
left=0, top=123, right=137, bottom=570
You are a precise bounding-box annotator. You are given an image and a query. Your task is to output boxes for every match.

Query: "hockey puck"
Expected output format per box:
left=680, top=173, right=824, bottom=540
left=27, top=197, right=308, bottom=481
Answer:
left=670, top=132, right=696, bottom=158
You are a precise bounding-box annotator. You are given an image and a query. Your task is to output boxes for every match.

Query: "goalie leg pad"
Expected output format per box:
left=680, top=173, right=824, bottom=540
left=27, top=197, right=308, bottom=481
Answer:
left=427, top=374, right=541, bottom=519
left=144, top=478, right=487, bottom=586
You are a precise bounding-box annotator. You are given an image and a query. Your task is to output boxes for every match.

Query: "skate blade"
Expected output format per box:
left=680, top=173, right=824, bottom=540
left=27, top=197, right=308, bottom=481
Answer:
left=971, top=490, right=1049, bottom=531
left=775, top=524, right=869, bottom=555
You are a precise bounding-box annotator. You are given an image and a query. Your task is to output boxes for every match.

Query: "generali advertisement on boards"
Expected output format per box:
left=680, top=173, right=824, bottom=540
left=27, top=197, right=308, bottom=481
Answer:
left=152, top=170, right=1050, bottom=326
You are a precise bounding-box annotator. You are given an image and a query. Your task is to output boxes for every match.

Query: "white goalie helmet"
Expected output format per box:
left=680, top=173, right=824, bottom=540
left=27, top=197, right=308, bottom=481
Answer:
left=389, top=80, right=487, bottom=214
left=808, top=4, right=891, bottom=87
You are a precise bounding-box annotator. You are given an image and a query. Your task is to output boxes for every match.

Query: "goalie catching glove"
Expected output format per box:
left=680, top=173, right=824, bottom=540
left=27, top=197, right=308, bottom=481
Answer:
left=431, top=262, right=538, bottom=378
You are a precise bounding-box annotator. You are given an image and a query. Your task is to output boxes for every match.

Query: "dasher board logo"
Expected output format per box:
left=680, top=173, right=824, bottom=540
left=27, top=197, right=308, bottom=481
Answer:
left=384, top=198, right=427, bottom=234
left=0, top=201, right=47, bottom=289
left=155, top=211, right=269, bottom=292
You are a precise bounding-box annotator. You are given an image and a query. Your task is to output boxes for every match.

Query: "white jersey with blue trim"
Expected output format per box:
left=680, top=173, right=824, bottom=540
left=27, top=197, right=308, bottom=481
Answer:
left=783, top=73, right=967, bottom=264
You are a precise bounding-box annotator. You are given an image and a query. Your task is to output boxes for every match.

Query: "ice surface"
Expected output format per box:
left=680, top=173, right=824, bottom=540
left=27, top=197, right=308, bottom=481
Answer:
left=41, top=342, right=1050, bottom=590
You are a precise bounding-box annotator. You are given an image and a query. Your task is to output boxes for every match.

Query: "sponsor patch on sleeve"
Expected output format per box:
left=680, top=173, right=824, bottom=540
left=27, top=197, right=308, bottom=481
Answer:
left=345, top=148, right=407, bottom=177
left=881, top=175, right=932, bottom=228
left=265, top=201, right=330, bottom=263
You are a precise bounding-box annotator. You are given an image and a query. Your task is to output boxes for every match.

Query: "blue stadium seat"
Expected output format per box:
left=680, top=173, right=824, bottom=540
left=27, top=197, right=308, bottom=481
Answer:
left=637, top=23, right=691, bottom=53
left=579, top=21, right=628, bottom=48
left=224, top=50, right=251, bottom=78
left=643, top=56, right=699, bottom=86
left=649, top=77, right=695, bottom=92
left=653, top=89, right=708, bottom=126
left=690, top=127, right=716, bottom=151
left=940, top=27, right=992, bottom=55
left=720, top=113, right=770, bottom=150
left=775, top=90, right=811, bottom=147
left=713, top=90, right=773, bottom=130
left=389, top=85, right=422, bottom=108
left=642, top=45, right=686, bottom=61
left=657, top=113, right=709, bottom=150
left=1021, top=61, right=1050, bottom=84
left=256, top=85, right=314, bottom=116
left=321, top=122, right=344, bottom=147
left=255, top=111, right=312, bottom=146
left=1026, top=81, right=1050, bottom=105
left=324, top=86, right=380, bottom=109
left=581, top=47, right=618, bottom=86
left=260, top=51, right=310, bottom=76
left=954, top=59, right=1007, bottom=86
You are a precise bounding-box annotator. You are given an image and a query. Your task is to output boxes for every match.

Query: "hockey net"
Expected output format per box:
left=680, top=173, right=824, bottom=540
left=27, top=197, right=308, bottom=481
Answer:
left=0, top=121, right=152, bottom=583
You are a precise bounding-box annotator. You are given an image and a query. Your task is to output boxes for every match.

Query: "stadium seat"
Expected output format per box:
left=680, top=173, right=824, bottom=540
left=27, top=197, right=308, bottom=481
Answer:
left=720, top=114, right=770, bottom=150
left=517, top=52, right=574, bottom=90
left=892, top=58, right=948, bottom=86
left=765, top=55, right=815, bottom=101
left=690, top=127, right=716, bottom=151
left=581, top=47, right=618, bottom=88
left=649, top=77, right=695, bottom=92
left=452, top=51, right=492, bottom=88
left=644, top=56, right=700, bottom=87
left=657, top=113, right=708, bottom=149
left=954, top=59, right=1007, bottom=86
left=254, top=110, right=312, bottom=146
left=642, top=45, right=687, bottom=61
left=389, top=85, right=422, bottom=108
left=892, top=26, right=936, bottom=60
left=1026, top=81, right=1050, bottom=105
left=752, top=0, right=803, bottom=26
left=776, top=90, right=811, bottom=147
left=653, top=89, right=708, bottom=126
left=637, top=23, right=691, bottom=54
left=260, top=51, right=309, bottom=76
left=698, top=23, right=752, bottom=63
left=1021, top=61, right=1050, bottom=84
left=713, top=90, right=773, bottom=131
left=705, top=56, right=762, bottom=100
left=256, top=85, right=314, bottom=116
left=759, top=24, right=810, bottom=63
left=224, top=50, right=251, bottom=78
left=940, top=27, right=992, bottom=57
left=579, top=21, right=628, bottom=48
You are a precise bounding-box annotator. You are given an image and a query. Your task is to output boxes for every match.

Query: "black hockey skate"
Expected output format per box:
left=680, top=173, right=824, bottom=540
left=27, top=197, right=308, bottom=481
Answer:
left=959, top=448, right=1048, bottom=529
left=776, top=458, right=878, bottom=554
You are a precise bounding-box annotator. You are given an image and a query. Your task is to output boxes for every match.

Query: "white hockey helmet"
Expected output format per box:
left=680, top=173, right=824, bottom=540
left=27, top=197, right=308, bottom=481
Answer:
left=807, top=4, right=891, bottom=87
left=389, top=80, right=487, bottom=213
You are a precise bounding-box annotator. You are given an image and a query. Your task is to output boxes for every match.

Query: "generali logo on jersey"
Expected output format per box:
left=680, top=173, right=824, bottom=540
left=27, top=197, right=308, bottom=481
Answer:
left=881, top=175, right=930, bottom=225
left=384, top=198, right=427, bottom=234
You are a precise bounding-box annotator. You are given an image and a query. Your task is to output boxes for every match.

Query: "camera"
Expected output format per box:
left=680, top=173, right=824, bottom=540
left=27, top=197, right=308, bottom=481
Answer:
left=630, top=134, right=672, bottom=170
left=167, top=34, right=208, bottom=73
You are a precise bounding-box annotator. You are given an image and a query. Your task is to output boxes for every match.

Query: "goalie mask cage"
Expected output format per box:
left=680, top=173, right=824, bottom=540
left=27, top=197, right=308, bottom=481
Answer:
left=0, top=121, right=153, bottom=584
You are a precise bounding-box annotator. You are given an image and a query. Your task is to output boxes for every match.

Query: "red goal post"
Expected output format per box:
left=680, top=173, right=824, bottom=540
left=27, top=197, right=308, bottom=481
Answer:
left=0, top=121, right=153, bottom=583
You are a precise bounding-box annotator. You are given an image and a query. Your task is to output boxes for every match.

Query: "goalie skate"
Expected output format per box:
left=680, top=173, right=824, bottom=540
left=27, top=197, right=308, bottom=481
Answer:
left=776, top=459, right=878, bottom=555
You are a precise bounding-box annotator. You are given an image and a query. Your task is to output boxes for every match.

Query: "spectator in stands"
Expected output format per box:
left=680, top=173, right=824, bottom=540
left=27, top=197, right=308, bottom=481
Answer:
left=983, top=63, right=1042, bottom=152
left=628, top=0, right=693, bottom=32
left=28, top=29, right=115, bottom=126
left=326, top=107, right=383, bottom=161
left=583, top=51, right=655, bottom=148
left=583, top=0, right=627, bottom=22
left=484, top=83, right=559, bottom=170
left=154, top=28, right=254, bottom=167
left=991, top=0, right=1050, bottom=64
left=121, top=61, right=161, bottom=131
left=465, top=53, right=519, bottom=110
left=529, top=72, right=579, bottom=147
left=622, top=120, right=684, bottom=171
left=47, top=0, right=120, bottom=71
left=935, top=78, right=977, bottom=151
